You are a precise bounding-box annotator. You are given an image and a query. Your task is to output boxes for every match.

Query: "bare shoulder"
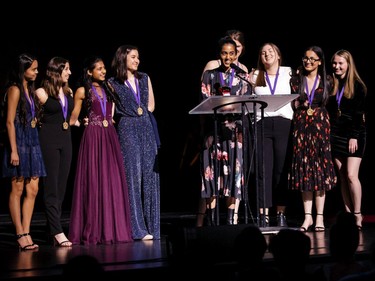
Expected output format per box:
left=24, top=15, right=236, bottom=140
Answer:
left=74, top=87, right=85, bottom=99
left=7, top=85, right=21, bottom=96
left=203, top=59, right=221, bottom=72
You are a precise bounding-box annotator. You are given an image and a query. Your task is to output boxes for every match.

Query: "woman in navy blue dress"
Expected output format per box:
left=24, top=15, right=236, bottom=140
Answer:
left=2, top=53, right=46, bottom=250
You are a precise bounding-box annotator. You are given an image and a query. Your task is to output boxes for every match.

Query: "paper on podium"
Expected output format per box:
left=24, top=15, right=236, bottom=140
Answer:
left=189, top=94, right=298, bottom=114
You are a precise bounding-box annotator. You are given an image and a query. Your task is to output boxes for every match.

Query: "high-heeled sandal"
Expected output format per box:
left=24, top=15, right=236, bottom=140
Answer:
left=300, top=213, right=313, bottom=232
left=314, top=214, right=325, bottom=232
left=16, top=233, right=36, bottom=250
left=53, top=233, right=72, bottom=247
left=354, top=212, right=363, bottom=231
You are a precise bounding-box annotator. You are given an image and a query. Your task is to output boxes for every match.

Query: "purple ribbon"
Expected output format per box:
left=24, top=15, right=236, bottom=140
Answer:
left=265, top=67, right=280, bottom=95
left=125, top=78, right=140, bottom=106
left=304, top=75, right=319, bottom=106
left=91, top=86, right=107, bottom=119
left=336, top=86, right=345, bottom=107
left=59, top=94, right=68, bottom=121
left=24, top=92, right=35, bottom=120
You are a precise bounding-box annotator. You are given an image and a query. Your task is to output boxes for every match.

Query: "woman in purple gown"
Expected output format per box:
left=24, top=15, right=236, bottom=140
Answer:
left=68, top=56, right=132, bottom=245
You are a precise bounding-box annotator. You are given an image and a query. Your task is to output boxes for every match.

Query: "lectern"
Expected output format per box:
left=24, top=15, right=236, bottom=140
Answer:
left=189, top=94, right=297, bottom=227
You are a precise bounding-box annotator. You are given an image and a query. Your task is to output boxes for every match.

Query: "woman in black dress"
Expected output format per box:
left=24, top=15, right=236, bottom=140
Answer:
left=289, top=46, right=337, bottom=232
left=327, top=49, right=367, bottom=230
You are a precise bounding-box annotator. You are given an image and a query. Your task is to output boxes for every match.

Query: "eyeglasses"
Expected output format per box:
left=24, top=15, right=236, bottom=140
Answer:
left=302, top=57, right=320, bottom=63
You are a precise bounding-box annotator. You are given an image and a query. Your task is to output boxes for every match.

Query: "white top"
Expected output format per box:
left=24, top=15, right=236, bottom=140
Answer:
left=251, top=66, right=294, bottom=120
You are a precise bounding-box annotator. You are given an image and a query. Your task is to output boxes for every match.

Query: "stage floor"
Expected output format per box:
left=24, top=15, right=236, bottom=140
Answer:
left=1, top=212, right=374, bottom=280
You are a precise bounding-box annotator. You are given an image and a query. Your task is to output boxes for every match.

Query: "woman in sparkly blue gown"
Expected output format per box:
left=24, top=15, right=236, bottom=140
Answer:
left=109, top=45, right=160, bottom=240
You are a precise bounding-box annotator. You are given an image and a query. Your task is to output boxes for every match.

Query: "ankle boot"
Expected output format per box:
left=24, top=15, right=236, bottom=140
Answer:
left=227, top=209, right=234, bottom=225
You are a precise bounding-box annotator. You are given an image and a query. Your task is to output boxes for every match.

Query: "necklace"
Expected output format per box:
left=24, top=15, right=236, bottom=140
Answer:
left=304, top=75, right=319, bottom=116
left=91, top=85, right=108, bottom=127
left=125, top=78, right=143, bottom=116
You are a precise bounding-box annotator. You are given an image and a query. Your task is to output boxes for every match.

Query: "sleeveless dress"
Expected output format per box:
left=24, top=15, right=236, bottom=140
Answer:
left=109, top=73, right=160, bottom=240
left=68, top=92, right=133, bottom=245
left=2, top=97, right=46, bottom=178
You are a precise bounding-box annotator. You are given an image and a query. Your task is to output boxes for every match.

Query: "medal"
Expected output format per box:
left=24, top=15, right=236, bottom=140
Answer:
left=92, top=85, right=109, bottom=128
left=31, top=118, right=36, bottom=128
left=336, top=86, right=344, bottom=118
left=59, top=95, right=69, bottom=130
left=137, top=107, right=143, bottom=116
left=25, top=92, right=36, bottom=128
left=125, top=79, right=144, bottom=116
left=307, top=107, right=314, bottom=116
left=305, top=75, right=319, bottom=117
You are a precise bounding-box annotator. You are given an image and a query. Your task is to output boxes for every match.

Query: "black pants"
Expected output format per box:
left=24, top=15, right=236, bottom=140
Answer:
left=256, top=116, right=292, bottom=208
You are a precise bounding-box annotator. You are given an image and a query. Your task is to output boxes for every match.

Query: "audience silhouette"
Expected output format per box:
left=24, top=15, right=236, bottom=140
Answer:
left=313, top=211, right=369, bottom=281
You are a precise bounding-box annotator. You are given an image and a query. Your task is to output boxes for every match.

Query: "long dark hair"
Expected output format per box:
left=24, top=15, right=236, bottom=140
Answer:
left=40, top=57, right=71, bottom=98
left=77, top=56, right=120, bottom=118
left=111, top=45, right=143, bottom=83
left=3, top=53, right=41, bottom=126
left=294, top=46, right=330, bottom=105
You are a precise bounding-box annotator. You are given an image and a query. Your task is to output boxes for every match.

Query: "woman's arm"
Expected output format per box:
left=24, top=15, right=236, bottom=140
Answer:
left=69, top=87, right=85, bottom=126
left=147, top=76, right=155, bottom=112
left=5, top=86, right=20, bottom=165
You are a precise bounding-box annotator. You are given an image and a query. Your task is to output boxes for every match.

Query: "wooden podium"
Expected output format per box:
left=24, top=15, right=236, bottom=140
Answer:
left=189, top=94, right=298, bottom=226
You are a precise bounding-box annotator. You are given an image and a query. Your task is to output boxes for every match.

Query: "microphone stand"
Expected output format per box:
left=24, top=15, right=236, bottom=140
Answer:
left=233, top=72, right=265, bottom=227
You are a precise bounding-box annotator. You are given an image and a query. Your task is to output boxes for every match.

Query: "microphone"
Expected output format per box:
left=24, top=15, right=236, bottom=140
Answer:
left=230, top=63, right=247, bottom=74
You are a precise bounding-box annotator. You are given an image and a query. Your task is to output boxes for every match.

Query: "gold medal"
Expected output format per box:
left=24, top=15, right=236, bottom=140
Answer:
left=337, top=108, right=341, bottom=117
left=307, top=107, right=314, bottom=116
left=137, top=107, right=143, bottom=116
left=102, top=119, right=108, bottom=127
left=31, top=118, right=36, bottom=128
left=63, top=121, right=69, bottom=130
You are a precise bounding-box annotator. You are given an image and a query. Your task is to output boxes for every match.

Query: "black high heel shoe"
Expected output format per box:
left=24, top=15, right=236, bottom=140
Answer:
left=16, top=233, right=37, bottom=250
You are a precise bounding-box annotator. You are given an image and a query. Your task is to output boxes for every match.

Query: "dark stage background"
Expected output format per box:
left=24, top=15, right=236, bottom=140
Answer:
left=0, top=5, right=373, bottom=218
